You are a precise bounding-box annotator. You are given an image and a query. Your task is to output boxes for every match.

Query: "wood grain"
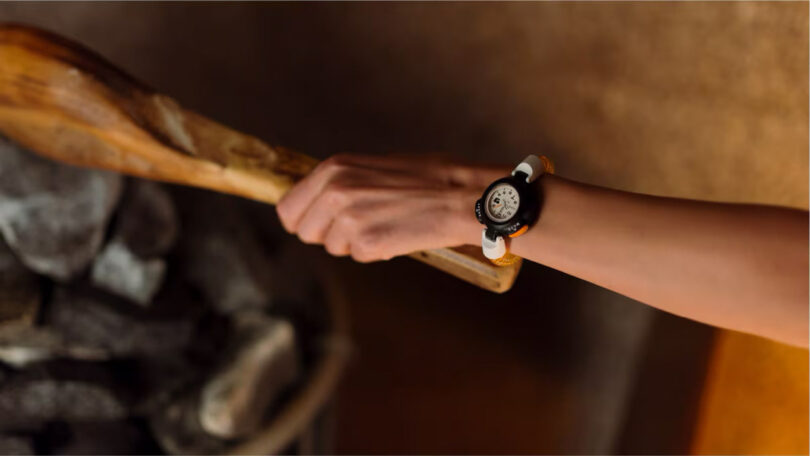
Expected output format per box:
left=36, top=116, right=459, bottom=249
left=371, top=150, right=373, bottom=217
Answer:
left=0, top=24, right=520, bottom=293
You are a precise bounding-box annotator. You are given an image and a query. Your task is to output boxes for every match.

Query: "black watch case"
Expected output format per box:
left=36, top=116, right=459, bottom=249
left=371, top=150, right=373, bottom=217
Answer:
left=475, top=171, right=540, bottom=240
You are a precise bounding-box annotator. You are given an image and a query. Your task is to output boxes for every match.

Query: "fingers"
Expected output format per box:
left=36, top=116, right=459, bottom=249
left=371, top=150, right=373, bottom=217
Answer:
left=346, top=204, right=479, bottom=262
left=276, top=153, right=491, bottom=262
left=277, top=156, right=446, bottom=233
left=323, top=225, right=350, bottom=256
left=276, top=156, right=344, bottom=233
left=299, top=192, right=423, bottom=251
left=320, top=203, right=423, bottom=263
left=322, top=206, right=368, bottom=257
left=340, top=212, right=462, bottom=263
left=319, top=190, right=480, bottom=263
left=295, top=186, right=380, bottom=245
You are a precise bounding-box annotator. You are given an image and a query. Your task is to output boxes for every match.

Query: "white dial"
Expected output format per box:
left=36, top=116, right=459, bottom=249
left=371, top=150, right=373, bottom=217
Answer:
left=484, top=183, right=520, bottom=222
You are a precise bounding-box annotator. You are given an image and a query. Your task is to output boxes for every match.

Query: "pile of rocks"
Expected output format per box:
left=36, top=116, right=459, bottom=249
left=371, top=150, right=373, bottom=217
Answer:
left=0, top=138, right=325, bottom=454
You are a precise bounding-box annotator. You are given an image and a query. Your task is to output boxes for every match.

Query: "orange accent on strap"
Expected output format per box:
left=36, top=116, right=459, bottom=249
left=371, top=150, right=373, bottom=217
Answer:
left=540, top=155, right=555, bottom=174
left=509, top=225, right=529, bottom=238
left=490, top=252, right=520, bottom=266
left=490, top=155, right=554, bottom=267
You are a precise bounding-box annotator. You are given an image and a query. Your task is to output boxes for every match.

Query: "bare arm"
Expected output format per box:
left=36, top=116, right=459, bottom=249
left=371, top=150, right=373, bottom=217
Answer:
left=277, top=155, right=808, bottom=347
left=514, top=176, right=808, bottom=347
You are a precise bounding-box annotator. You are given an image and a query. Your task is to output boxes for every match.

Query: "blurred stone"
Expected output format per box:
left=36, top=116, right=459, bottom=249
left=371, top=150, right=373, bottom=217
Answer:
left=243, top=200, right=326, bottom=303
left=0, top=376, right=127, bottom=430
left=199, top=311, right=299, bottom=439
left=44, top=421, right=153, bottom=455
left=91, top=238, right=166, bottom=306
left=180, top=196, right=273, bottom=314
left=0, top=137, right=123, bottom=281
left=128, top=356, right=203, bottom=417
left=0, top=241, right=40, bottom=331
left=89, top=180, right=177, bottom=306
left=0, top=327, right=108, bottom=368
left=46, top=288, right=193, bottom=358
left=184, top=234, right=269, bottom=313
left=150, top=394, right=226, bottom=455
left=0, top=435, right=33, bottom=455
left=117, top=180, right=178, bottom=258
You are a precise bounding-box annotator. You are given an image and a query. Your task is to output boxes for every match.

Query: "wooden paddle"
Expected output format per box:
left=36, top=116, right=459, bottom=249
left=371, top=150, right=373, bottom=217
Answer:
left=0, top=24, right=521, bottom=293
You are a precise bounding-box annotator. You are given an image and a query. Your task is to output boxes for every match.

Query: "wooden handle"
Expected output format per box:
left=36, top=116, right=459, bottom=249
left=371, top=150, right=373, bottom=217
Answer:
left=0, top=24, right=521, bottom=293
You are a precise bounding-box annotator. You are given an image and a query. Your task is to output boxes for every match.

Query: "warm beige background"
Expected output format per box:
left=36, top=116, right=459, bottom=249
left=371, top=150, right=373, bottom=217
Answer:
left=0, top=2, right=807, bottom=454
left=2, top=2, right=804, bottom=206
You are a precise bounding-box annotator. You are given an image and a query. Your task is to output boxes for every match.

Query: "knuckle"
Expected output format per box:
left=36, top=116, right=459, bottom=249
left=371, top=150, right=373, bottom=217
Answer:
left=327, top=154, right=352, bottom=166
left=336, top=209, right=364, bottom=230
left=297, top=227, right=320, bottom=244
left=350, top=251, right=373, bottom=263
left=276, top=199, right=291, bottom=218
left=362, top=228, right=385, bottom=248
left=298, top=234, right=316, bottom=245
left=275, top=207, right=295, bottom=232
left=324, top=241, right=345, bottom=256
left=322, top=183, right=350, bottom=206
left=352, top=229, right=382, bottom=259
left=320, top=155, right=350, bottom=173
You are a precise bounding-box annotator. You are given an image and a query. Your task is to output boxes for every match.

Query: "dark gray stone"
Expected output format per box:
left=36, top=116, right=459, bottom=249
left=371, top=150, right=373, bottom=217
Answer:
left=44, top=421, right=152, bottom=455
left=46, top=288, right=193, bottom=358
left=116, top=180, right=178, bottom=259
left=0, top=138, right=123, bottom=281
left=0, top=327, right=108, bottom=368
left=0, top=435, right=33, bottom=455
left=0, top=241, right=40, bottom=331
left=184, top=234, right=270, bottom=313
left=199, top=311, right=299, bottom=439
left=89, top=180, right=178, bottom=306
left=88, top=180, right=177, bottom=306
left=0, top=377, right=127, bottom=430
left=180, top=197, right=273, bottom=314
left=129, top=356, right=203, bottom=417
left=90, top=238, right=166, bottom=306
left=150, top=394, right=226, bottom=455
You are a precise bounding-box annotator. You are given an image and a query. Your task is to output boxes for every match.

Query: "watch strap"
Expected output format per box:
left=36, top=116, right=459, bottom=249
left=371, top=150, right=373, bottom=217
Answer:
left=511, top=155, right=545, bottom=183
left=481, top=229, right=506, bottom=260
left=481, top=154, right=554, bottom=265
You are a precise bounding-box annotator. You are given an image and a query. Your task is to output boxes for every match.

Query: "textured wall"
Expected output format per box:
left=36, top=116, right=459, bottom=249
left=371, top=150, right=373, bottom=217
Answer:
left=2, top=2, right=804, bottom=206
left=0, top=2, right=806, bottom=454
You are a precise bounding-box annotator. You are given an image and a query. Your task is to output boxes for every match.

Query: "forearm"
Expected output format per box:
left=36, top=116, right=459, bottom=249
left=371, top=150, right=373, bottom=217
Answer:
left=509, top=176, right=809, bottom=347
left=277, top=155, right=808, bottom=346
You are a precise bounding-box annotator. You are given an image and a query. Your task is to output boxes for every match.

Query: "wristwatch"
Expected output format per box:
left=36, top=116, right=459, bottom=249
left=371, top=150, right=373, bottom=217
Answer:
left=474, top=155, right=553, bottom=264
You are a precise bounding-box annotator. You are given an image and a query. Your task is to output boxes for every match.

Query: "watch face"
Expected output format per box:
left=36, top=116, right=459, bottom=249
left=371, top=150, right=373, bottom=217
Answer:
left=484, top=183, right=520, bottom=222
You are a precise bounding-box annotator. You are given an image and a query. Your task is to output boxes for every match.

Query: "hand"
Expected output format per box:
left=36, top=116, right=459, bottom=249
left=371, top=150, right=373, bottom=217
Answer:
left=276, top=154, right=506, bottom=262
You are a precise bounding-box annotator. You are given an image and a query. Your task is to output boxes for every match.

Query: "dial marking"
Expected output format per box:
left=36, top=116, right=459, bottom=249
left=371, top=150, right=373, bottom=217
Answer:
left=484, top=183, right=520, bottom=222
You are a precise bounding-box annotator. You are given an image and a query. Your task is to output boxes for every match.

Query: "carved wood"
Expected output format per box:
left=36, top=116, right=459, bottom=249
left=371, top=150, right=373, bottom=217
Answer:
left=0, top=24, right=521, bottom=293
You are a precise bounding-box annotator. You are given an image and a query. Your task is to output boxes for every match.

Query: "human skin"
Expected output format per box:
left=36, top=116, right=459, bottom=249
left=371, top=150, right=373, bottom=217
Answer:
left=277, top=154, right=809, bottom=347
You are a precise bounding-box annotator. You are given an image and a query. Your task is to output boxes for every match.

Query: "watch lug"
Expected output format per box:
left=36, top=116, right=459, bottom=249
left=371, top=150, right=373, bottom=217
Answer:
left=481, top=230, right=506, bottom=260
left=511, top=155, right=545, bottom=183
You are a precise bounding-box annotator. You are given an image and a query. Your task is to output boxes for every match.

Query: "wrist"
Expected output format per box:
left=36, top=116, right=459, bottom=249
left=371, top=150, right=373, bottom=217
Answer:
left=451, top=187, right=488, bottom=246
